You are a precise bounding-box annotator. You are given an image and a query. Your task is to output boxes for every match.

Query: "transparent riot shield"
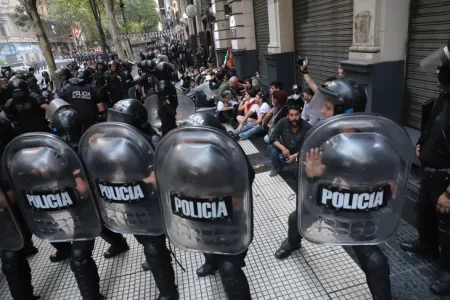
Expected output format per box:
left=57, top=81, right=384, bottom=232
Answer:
left=297, top=114, right=412, bottom=245
left=4, top=133, right=102, bottom=242
left=45, top=98, right=71, bottom=122
left=145, top=94, right=196, bottom=129
left=128, top=86, right=137, bottom=99
left=155, top=126, right=253, bottom=255
left=79, top=122, right=164, bottom=235
left=0, top=185, right=24, bottom=250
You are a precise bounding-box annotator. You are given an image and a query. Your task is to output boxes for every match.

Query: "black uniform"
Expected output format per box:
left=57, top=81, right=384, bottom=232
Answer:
left=4, top=87, right=49, bottom=134
left=0, top=115, right=39, bottom=300
left=63, top=79, right=103, bottom=129
left=275, top=79, right=392, bottom=300
left=106, top=69, right=122, bottom=106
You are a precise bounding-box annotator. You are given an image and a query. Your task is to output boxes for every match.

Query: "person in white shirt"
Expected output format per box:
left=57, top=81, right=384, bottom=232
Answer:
left=236, top=91, right=270, bottom=140
left=216, top=90, right=237, bottom=123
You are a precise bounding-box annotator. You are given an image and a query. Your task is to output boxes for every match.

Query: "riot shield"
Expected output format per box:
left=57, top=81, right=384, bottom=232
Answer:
left=155, top=126, right=253, bottom=255
left=0, top=185, right=24, bottom=250
left=79, top=122, right=164, bottom=235
left=145, top=94, right=196, bottom=129
left=4, top=133, right=102, bottom=242
left=45, top=98, right=72, bottom=122
left=297, top=114, right=412, bottom=245
left=128, top=86, right=137, bottom=99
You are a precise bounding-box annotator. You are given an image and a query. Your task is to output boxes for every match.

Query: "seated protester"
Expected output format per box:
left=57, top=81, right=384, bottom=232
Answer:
left=180, top=72, right=191, bottom=91
left=215, top=76, right=238, bottom=104
left=183, top=79, right=197, bottom=95
left=267, top=105, right=311, bottom=177
left=197, top=71, right=206, bottom=86
left=237, top=89, right=257, bottom=120
left=287, top=84, right=304, bottom=107
left=262, top=90, right=289, bottom=143
left=236, top=91, right=270, bottom=140
left=216, top=90, right=237, bottom=123
left=252, top=78, right=262, bottom=93
left=270, top=81, right=284, bottom=95
left=186, top=75, right=217, bottom=107
left=241, top=77, right=252, bottom=96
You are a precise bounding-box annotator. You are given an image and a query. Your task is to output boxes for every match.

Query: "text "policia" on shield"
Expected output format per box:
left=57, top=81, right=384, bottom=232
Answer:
left=317, top=184, right=390, bottom=212
left=170, top=192, right=233, bottom=222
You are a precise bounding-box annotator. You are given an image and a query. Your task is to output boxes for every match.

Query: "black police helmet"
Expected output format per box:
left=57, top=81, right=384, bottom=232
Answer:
left=438, top=64, right=450, bottom=88
left=51, top=107, right=84, bottom=146
left=183, top=112, right=226, bottom=132
left=76, top=69, right=94, bottom=84
left=10, top=78, right=29, bottom=98
left=318, top=79, right=367, bottom=115
left=108, top=98, right=148, bottom=129
left=108, top=60, right=117, bottom=67
left=139, top=51, right=146, bottom=60
left=154, top=62, right=174, bottom=80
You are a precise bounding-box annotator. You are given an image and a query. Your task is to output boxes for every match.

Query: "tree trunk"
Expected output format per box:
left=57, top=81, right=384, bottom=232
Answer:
left=88, top=0, right=109, bottom=59
left=21, top=0, right=60, bottom=86
left=102, top=0, right=127, bottom=59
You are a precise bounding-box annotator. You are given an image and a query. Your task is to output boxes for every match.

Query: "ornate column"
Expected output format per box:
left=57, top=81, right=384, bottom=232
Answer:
left=341, top=0, right=411, bottom=123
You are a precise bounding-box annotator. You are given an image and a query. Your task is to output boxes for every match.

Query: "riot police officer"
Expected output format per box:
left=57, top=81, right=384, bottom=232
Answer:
left=0, top=113, right=40, bottom=300
left=401, top=41, right=450, bottom=296
left=154, top=62, right=179, bottom=136
left=274, top=79, right=400, bottom=300
left=46, top=100, right=130, bottom=262
left=79, top=99, right=178, bottom=300
left=155, top=112, right=254, bottom=300
left=93, top=61, right=111, bottom=107
left=106, top=60, right=122, bottom=106
left=5, top=120, right=105, bottom=299
left=4, top=78, right=49, bottom=134
left=120, top=60, right=135, bottom=98
left=63, top=69, right=107, bottom=129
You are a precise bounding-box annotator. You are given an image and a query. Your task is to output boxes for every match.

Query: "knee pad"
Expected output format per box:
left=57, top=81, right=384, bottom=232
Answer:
left=357, top=247, right=389, bottom=276
left=1, top=251, right=19, bottom=274
left=143, top=241, right=171, bottom=261
left=218, top=260, right=241, bottom=278
left=71, top=247, right=91, bottom=263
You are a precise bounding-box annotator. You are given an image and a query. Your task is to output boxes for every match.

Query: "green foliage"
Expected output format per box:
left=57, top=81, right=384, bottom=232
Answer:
left=114, top=0, right=160, bottom=34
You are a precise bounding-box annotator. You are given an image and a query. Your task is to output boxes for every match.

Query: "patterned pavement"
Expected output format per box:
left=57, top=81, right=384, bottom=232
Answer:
left=0, top=129, right=449, bottom=299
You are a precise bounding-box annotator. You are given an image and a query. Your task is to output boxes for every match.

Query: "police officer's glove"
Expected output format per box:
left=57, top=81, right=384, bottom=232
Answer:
left=97, top=110, right=107, bottom=122
left=29, top=92, right=47, bottom=105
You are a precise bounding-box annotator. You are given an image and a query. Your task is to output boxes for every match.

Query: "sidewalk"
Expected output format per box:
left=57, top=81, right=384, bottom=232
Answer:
left=0, top=132, right=447, bottom=300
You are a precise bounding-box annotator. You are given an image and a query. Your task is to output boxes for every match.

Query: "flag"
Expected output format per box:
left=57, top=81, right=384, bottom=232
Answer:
left=223, top=49, right=229, bottom=66
left=227, top=48, right=233, bottom=68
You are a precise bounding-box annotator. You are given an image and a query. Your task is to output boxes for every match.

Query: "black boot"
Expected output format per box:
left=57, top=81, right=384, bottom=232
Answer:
left=2, top=250, right=40, bottom=300
left=353, top=246, right=392, bottom=300
left=219, top=258, right=251, bottom=300
left=196, top=262, right=218, bottom=277
left=50, top=250, right=71, bottom=262
left=141, top=237, right=178, bottom=299
left=430, top=271, right=450, bottom=295
left=274, top=239, right=301, bottom=260
left=50, top=242, right=71, bottom=263
left=22, top=245, right=39, bottom=258
left=71, top=241, right=105, bottom=300
left=103, top=238, right=130, bottom=259
left=400, top=240, right=440, bottom=259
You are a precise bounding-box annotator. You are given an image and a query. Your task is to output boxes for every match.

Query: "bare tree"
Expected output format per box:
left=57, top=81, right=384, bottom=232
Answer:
left=19, top=0, right=59, bottom=85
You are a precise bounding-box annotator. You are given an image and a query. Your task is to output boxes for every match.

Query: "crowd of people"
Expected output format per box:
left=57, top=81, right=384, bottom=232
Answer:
left=0, top=34, right=449, bottom=300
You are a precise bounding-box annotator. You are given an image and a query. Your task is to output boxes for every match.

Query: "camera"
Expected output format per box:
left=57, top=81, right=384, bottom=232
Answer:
left=296, top=56, right=304, bottom=66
